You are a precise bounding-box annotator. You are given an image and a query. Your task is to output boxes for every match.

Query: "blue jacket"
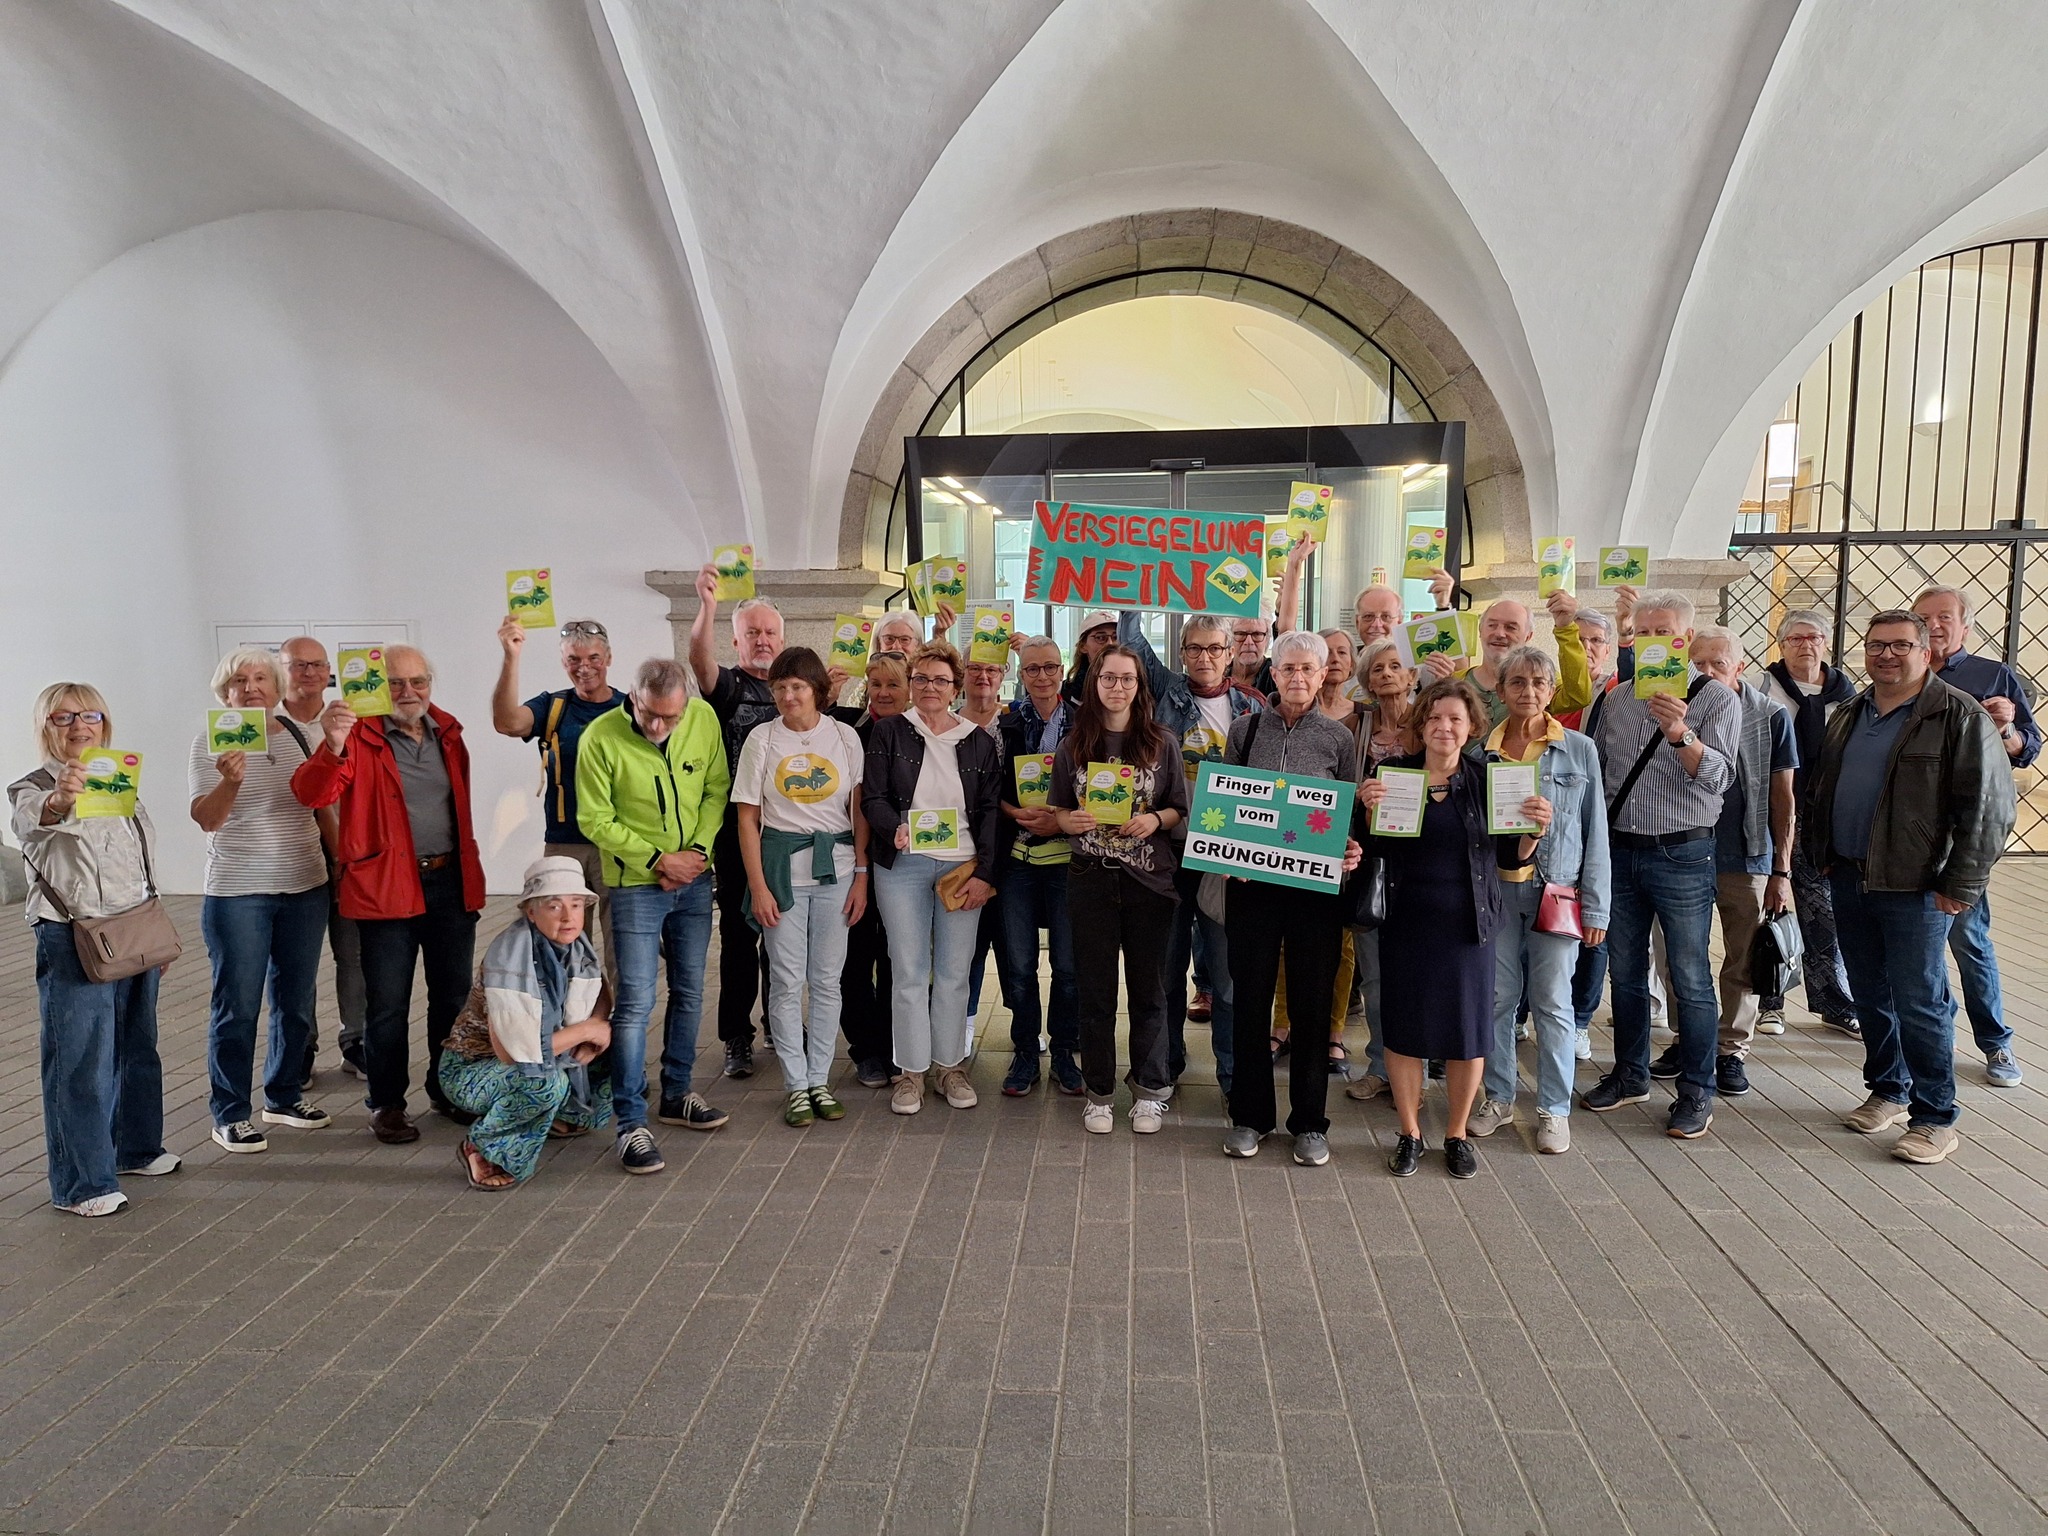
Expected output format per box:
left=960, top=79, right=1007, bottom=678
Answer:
left=1484, top=719, right=1611, bottom=929
left=1118, top=613, right=1263, bottom=784
left=1938, top=649, right=2040, bottom=768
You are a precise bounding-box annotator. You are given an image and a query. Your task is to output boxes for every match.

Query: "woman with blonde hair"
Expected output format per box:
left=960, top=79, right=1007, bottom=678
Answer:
left=190, top=647, right=332, bottom=1154
left=8, top=684, right=176, bottom=1216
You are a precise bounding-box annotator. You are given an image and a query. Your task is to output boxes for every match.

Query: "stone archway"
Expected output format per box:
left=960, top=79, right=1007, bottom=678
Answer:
left=839, top=208, right=1531, bottom=573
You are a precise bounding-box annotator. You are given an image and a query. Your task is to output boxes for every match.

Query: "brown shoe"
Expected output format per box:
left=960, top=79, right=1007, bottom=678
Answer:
left=371, top=1107, right=419, bottom=1144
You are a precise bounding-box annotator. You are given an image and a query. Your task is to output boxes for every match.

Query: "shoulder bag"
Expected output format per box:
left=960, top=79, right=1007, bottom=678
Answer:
left=21, top=771, right=183, bottom=982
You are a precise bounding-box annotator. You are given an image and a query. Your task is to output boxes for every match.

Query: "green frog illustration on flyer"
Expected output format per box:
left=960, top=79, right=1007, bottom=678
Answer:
left=909, top=808, right=960, bottom=851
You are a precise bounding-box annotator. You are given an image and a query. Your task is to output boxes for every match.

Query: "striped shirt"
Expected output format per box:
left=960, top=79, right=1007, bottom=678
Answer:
left=188, top=727, right=328, bottom=898
left=1591, top=674, right=1739, bottom=836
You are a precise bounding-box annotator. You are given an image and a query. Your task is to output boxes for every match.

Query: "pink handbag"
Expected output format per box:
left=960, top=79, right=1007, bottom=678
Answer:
left=1534, top=882, right=1584, bottom=940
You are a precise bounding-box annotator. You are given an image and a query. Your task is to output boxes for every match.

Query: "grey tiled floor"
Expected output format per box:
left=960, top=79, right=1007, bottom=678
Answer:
left=3, top=867, right=2048, bottom=1534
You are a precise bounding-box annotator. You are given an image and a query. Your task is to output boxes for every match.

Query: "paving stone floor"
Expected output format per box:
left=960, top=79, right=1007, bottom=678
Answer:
left=3, top=865, right=2048, bottom=1534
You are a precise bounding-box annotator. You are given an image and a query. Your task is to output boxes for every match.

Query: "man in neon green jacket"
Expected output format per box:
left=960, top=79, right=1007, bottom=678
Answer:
left=575, top=657, right=732, bottom=1173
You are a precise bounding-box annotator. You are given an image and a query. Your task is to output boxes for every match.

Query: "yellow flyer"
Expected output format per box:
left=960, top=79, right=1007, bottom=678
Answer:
left=968, top=607, right=1013, bottom=666
left=74, top=749, right=142, bottom=819
left=1537, top=537, right=1576, bottom=597
left=1598, top=546, right=1649, bottom=587
left=1284, top=481, right=1334, bottom=544
left=206, top=707, right=268, bottom=754
left=711, top=544, right=755, bottom=602
left=1403, top=525, right=1447, bottom=580
left=1084, top=761, right=1137, bottom=825
left=337, top=647, right=393, bottom=717
left=908, top=807, right=960, bottom=852
left=828, top=615, right=874, bottom=669
left=1014, top=753, right=1054, bottom=808
left=505, top=568, right=556, bottom=629
left=1265, top=528, right=1290, bottom=580
left=1455, top=611, right=1482, bottom=675
left=1395, top=611, right=1461, bottom=669
left=907, top=557, right=966, bottom=618
left=1634, top=636, right=1691, bottom=699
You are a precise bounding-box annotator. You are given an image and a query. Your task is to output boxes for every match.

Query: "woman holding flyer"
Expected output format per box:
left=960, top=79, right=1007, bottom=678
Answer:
left=1358, top=675, right=1547, bottom=1179
left=189, top=647, right=332, bottom=1155
left=863, top=642, right=1004, bottom=1115
left=736, top=647, right=870, bottom=1128
left=1047, top=645, right=1189, bottom=1133
left=838, top=652, right=909, bottom=1088
left=8, top=684, right=176, bottom=1216
left=1464, top=647, right=1609, bottom=1157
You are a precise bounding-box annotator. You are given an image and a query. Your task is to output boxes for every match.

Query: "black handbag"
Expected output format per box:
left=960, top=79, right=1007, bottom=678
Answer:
left=1748, top=908, right=1805, bottom=997
left=1344, top=854, right=1388, bottom=930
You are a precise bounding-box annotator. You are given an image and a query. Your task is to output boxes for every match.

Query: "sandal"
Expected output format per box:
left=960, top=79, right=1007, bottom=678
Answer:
left=458, top=1141, right=515, bottom=1192
left=1270, top=1033, right=1291, bottom=1061
left=547, top=1119, right=589, bottom=1140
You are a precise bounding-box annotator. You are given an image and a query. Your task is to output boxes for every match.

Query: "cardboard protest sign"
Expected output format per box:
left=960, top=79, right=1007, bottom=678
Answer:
left=1182, top=761, right=1350, bottom=893
left=1024, top=501, right=1266, bottom=619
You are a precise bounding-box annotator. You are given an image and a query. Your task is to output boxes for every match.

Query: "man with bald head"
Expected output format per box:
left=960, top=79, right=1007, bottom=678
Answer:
left=1344, top=585, right=1406, bottom=701
left=293, top=643, right=486, bottom=1144
left=1421, top=583, right=1593, bottom=724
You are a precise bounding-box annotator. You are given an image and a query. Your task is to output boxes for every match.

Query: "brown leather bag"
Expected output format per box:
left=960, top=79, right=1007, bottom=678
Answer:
left=935, top=859, right=980, bottom=912
left=23, top=774, right=184, bottom=982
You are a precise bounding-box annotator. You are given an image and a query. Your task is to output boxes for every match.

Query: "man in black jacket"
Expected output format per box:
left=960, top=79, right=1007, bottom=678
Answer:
left=1804, top=611, right=2014, bottom=1165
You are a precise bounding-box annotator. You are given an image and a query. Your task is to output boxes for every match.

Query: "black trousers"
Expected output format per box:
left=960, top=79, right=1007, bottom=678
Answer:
left=713, top=813, right=770, bottom=1045
left=1225, top=881, right=1343, bottom=1136
left=356, top=863, right=477, bottom=1114
left=839, top=904, right=895, bottom=1071
left=1069, top=863, right=1178, bottom=1102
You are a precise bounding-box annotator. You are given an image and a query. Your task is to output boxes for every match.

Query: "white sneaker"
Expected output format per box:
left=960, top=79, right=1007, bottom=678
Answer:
left=56, top=1192, right=128, bottom=1218
left=1756, top=1009, right=1786, bottom=1036
left=119, top=1152, right=180, bottom=1177
left=211, top=1122, right=267, bottom=1154
left=1574, top=1031, right=1593, bottom=1061
left=1467, top=1098, right=1515, bottom=1138
left=1083, top=1103, right=1114, bottom=1134
left=1535, top=1112, right=1570, bottom=1155
left=1130, top=1100, right=1166, bottom=1134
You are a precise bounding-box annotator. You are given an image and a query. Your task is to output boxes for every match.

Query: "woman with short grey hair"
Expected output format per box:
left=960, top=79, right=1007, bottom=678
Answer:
left=190, top=646, right=333, bottom=1154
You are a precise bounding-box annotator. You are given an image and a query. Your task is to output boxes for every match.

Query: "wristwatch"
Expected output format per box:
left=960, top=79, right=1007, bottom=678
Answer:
left=1669, top=728, right=1699, bottom=749
left=1773, top=867, right=1791, bottom=878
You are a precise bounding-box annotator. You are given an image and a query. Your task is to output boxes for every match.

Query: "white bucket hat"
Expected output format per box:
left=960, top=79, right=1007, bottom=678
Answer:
left=520, top=855, right=597, bottom=904
left=1076, top=609, right=1119, bottom=638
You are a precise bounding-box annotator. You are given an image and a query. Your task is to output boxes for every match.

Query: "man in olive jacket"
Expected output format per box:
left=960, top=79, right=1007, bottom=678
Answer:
left=1804, top=610, right=2014, bottom=1166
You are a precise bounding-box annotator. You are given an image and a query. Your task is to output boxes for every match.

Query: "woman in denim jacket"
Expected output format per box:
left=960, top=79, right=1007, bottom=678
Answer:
left=1467, top=645, right=1611, bottom=1156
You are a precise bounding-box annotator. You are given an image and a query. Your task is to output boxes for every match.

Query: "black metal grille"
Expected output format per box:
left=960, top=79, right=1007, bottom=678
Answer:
left=1723, top=534, right=2048, bottom=853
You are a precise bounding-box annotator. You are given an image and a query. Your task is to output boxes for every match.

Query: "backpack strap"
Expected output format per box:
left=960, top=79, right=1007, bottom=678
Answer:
left=1606, top=674, right=1711, bottom=822
left=542, top=694, right=570, bottom=818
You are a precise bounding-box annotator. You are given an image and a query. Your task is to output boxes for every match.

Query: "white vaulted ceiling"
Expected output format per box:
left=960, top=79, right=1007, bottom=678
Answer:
left=10, top=0, right=2048, bottom=566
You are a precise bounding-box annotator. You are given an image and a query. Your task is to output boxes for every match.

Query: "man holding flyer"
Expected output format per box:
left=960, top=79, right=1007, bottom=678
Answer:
left=1583, top=591, right=1740, bottom=1140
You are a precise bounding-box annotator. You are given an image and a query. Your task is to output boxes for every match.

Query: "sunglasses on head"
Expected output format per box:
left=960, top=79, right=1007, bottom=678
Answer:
left=560, top=620, right=609, bottom=641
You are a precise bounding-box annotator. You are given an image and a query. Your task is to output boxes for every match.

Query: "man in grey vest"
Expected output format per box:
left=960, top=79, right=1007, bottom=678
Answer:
left=1649, top=628, right=1795, bottom=1099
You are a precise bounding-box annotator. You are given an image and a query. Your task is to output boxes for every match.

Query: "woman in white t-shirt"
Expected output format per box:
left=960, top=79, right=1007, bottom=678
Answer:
left=187, top=647, right=333, bottom=1154
left=735, top=648, right=871, bottom=1127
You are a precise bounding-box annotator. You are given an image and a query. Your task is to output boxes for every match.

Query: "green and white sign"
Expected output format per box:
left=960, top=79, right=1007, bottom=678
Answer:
left=1182, top=761, right=1350, bottom=893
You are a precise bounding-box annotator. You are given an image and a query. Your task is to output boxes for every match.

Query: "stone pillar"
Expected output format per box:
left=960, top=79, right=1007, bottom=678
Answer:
left=645, top=566, right=899, bottom=666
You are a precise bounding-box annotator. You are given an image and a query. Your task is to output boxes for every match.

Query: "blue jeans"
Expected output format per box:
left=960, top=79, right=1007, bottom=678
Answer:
left=871, top=855, right=979, bottom=1073
left=1165, top=865, right=1234, bottom=1089
left=1606, top=837, right=1719, bottom=1096
left=202, top=886, right=327, bottom=1125
left=760, top=879, right=853, bottom=1092
left=1572, top=939, right=1608, bottom=1033
left=1947, top=892, right=2011, bottom=1055
left=998, top=859, right=1079, bottom=1060
left=610, top=877, right=715, bottom=1128
left=1832, top=872, right=1960, bottom=1127
left=35, top=921, right=165, bottom=1207
left=1486, top=880, right=1582, bottom=1117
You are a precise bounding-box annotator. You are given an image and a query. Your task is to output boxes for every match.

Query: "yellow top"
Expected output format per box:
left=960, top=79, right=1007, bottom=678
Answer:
left=1484, top=714, right=1564, bottom=883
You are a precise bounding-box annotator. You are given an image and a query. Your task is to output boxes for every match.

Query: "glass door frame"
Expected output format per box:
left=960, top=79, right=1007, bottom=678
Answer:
left=903, top=423, right=1468, bottom=610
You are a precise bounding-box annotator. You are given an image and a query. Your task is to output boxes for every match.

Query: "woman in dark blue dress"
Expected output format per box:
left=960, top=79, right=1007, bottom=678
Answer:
left=1359, top=677, right=1548, bottom=1179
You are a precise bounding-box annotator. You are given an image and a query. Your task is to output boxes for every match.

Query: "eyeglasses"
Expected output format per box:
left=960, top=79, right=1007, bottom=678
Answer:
left=1097, top=674, right=1140, bottom=689
left=1181, top=643, right=1229, bottom=659
left=1273, top=663, right=1322, bottom=679
left=48, top=711, right=105, bottom=726
left=285, top=660, right=329, bottom=673
left=559, top=620, right=609, bottom=641
left=1864, top=639, right=1923, bottom=656
left=910, top=673, right=956, bottom=687
left=1020, top=662, right=1063, bottom=676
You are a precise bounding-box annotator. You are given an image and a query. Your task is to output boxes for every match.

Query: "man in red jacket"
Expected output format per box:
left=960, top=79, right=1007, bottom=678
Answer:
left=293, top=645, right=485, bottom=1144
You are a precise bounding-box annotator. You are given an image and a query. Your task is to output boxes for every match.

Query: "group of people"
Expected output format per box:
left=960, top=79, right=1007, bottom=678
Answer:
left=8, top=547, right=2030, bottom=1213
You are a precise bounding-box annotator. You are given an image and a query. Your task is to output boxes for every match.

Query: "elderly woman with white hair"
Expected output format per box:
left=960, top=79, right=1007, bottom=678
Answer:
left=188, top=647, right=333, bottom=1155
left=9, top=684, right=177, bottom=1216
left=439, top=856, right=613, bottom=1189
left=1220, top=629, right=1364, bottom=1168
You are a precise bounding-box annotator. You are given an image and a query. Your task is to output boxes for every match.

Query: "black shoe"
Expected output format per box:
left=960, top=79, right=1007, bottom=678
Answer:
left=1648, top=1045, right=1682, bottom=1080
left=1387, top=1134, right=1423, bottom=1177
left=429, top=1097, right=479, bottom=1126
left=1716, top=1053, right=1751, bottom=1097
left=1582, top=1072, right=1651, bottom=1112
left=339, top=1046, right=365, bottom=1080
left=1001, top=1054, right=1039, bottom=1097
left=855, top=1058, right=894, bottom=1089
left=618, top=1127, right=665, bottom=1173
left=723, top=1040, right=754, bottom=1079
left=1667, top=1092, right=1714, bottom=1139
left=1050, top=1053, right=1085, bottom=1096
left=1443, top=1136, right=1478, bottom=1180
left=1822, top=1013, right=1863, bottom=1038
left=657, top=1093, right=729, bottom=1131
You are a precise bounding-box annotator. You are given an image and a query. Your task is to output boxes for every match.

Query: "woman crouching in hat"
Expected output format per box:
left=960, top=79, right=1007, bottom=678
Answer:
left=439, top=856, right=613, bottom=1190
